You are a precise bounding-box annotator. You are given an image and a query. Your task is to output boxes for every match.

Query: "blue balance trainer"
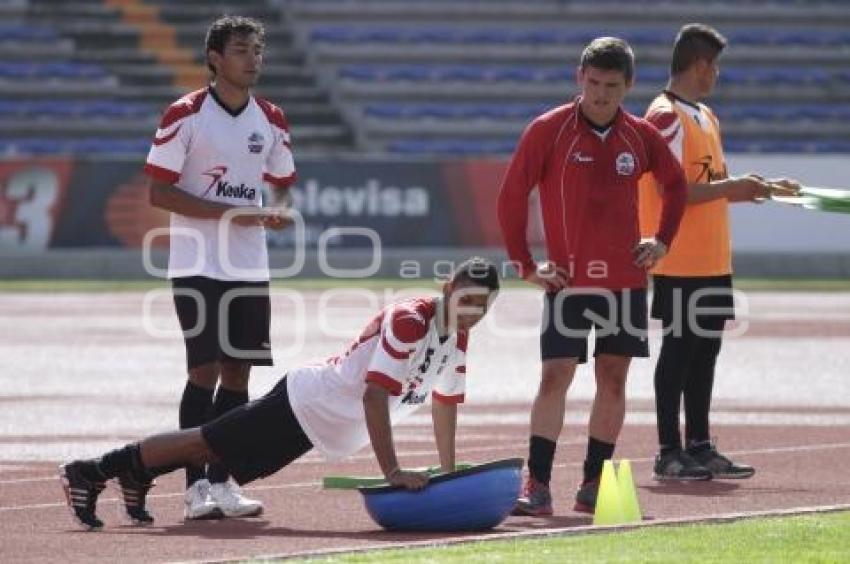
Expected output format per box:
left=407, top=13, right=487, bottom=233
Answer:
left=358, top=458, right=523, bottom=531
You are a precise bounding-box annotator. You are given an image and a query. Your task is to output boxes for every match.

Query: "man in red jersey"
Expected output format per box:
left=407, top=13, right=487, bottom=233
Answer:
left=498, top=37, right=688, bottom=516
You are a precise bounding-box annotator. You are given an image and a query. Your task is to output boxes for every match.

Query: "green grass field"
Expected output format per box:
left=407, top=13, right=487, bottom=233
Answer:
left=295, top=511, right=850, bottom=563
left=2, top=278, right=850, bottom=293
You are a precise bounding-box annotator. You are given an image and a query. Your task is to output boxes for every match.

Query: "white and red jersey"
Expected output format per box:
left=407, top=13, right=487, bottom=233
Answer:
left=143, top=86, right=296, bottom=281
left=286, top=297, right=467, bottom=460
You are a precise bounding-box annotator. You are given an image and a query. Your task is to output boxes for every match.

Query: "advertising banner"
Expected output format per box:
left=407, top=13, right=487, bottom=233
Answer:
left=1, top=155, right=848, bottom=253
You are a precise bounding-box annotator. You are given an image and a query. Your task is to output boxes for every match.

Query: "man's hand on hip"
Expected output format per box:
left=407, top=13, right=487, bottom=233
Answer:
left=525, top=262, right=569, bottom=292
left=633, top=237, right=668, bottom=269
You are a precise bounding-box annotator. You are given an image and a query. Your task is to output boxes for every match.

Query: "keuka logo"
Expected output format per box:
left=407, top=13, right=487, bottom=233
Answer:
left=693, top=155, right=725, bottom=183
left=201, top=165, right=228, bottom=196
left=215, top=181, right=257, bottom=200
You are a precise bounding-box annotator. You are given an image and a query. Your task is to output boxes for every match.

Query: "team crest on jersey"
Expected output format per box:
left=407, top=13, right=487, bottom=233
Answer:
left=248, top=132, right=265, bottom=154
left=401, top=375, right=426, bottom=405
left=615, top=152, right=635, bottom=176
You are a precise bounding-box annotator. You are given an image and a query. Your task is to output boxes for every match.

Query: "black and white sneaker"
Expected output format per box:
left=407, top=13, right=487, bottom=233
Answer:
left=689, top=444, right=755, bottom=479
left=59, top=462, right=106, bottom=531
left=653, top=449, right=713, bottom=481
left=118, top=472, right=155, bottom=526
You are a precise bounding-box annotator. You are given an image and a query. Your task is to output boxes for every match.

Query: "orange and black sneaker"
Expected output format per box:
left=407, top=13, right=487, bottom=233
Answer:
left=573, top=478, right=599, bottom=513
left=511, top=476, right=553, bottom=516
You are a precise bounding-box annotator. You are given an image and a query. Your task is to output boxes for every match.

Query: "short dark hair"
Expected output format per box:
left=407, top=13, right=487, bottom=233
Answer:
left=671, top=24, right=727, bottom=75
left=451, top=257, right=500, bottom=293
left=580, top=37, right=635, bottom=83
left=205, top=15, right=265, bottom=74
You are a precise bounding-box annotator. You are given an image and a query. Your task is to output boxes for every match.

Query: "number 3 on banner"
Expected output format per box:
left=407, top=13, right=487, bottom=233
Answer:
left=0, top=167, right=60, bottom=250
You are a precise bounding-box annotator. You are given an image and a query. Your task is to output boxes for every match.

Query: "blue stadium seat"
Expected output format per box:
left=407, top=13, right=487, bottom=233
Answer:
left=311, top=25, right=850, bottom=48
left=0, top=137, right=150, bottom=156
left=724, top=138, right=850, bottom=153
left=636, top=67, right=669, bottom=83
left=0, top=100, right=151, bottom=119
left=340, top=64, right=573, bottom=83
left=0, top=25, right=58, bottom=43
left=0, top=62, right=109, bottom=80
left=388, top=139, right=517, bottom=155
left=341, top=64, right=850, bottom=86
left=365, top=102, right=553, bottom=120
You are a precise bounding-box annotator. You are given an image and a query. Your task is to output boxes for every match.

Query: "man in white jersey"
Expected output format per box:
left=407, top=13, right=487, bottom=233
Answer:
left=143, top=16, right=294, bottom=521
left=59, top=259, right=499, bottom=531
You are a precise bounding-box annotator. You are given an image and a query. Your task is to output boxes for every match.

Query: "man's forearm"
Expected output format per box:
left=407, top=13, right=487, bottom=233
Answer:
left=688, top=180, right=733, bottom=204
left=431, top=400, right=457, bottom=472
left=149, top=182, right=235, bottom=220
left=363, top=385, right=400, bottom=477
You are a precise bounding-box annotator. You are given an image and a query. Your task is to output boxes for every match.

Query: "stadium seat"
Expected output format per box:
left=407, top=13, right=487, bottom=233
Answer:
left=0, top=100, right=151, bottom=119
left=388, top=139, right=517, bottom=155
left=0, top=62, right=109, bottom=80
left=0, top=25, right=59, bottom=43
left=0, top=137, right=150, bottom=156
left=312, top=25, right=850, bottom=48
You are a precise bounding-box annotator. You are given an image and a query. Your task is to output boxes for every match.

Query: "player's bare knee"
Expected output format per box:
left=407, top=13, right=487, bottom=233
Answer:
left=539, top=359, right=576, bottom=395
left=188, top=432, right=216, bottom=465
left=595, top=370, right=628, bottom=400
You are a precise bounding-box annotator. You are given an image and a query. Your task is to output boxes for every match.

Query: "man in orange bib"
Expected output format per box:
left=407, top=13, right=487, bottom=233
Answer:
left=639, top=24, right=799, bottom=481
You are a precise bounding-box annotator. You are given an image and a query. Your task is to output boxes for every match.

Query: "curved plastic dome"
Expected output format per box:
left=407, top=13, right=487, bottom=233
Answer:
left=359, top=458, right=523, bottom=531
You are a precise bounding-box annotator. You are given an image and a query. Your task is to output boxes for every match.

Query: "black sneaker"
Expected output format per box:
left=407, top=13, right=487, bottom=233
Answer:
left=689, top=445, right=755, bottom=479
left=652, top=449, right=713, bottom=481
left=59, top=462, right=106, bottom=531
left=118, top=472, right=155, bottom=526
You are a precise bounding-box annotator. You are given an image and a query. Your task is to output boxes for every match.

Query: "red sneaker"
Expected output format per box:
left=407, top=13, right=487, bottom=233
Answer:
left=511, top=476, right=553, bottom=516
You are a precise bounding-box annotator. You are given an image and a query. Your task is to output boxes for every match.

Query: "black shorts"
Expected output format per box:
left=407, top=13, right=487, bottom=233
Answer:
left=651, top=275, right=735, bottom=327
left=172, top=276, right=273, bottom=370
left=541, top=288, right=649, bottom=364
left=201, top=376, right=312, bottom=485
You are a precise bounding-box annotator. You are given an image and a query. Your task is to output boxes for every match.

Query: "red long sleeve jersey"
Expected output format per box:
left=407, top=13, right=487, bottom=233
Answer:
left=498, top=100, right=687, bottom=289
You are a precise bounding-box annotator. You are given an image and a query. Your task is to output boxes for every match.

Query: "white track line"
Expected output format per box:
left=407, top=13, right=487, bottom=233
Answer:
left=0, top=438, right=586, bottom=486
left=2, top=440, right=850, bottom=513
left=550, top=441, right=850, bottom=470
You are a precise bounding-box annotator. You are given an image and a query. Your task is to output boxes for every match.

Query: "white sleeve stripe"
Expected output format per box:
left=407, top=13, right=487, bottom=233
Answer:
left=154, top=119, right=186, bottom=137
left=384, top=325, right=417, bottom=353
left=658, top=117, right=681, bottom=138
left=668, top=126, right=684, bottom=165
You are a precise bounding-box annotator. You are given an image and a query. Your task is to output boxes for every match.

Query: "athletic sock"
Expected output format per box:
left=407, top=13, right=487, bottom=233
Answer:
left=583, top=437, right=615, bottom=483
left=179, top=381, right=214, bottom=488
left=686, top=439, right=713, bottom=455
left=684, top=318, right=724, bottom=447
left=659, top=444, right=681, bottom=456
left=527, top=435, right=557, bottom=485
left=207, top=387, right=249, bottom=484
left=76, top=460, right=108, bottom=483
left=94, top=443, right=160, bottom=484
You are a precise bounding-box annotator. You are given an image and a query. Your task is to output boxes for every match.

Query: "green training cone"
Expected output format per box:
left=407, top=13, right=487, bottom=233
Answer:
left=593, top=459, right=624, bottom=525
left=617, top=460, right=642, bottom=522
